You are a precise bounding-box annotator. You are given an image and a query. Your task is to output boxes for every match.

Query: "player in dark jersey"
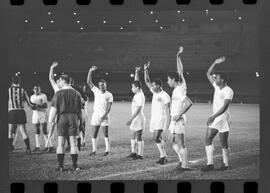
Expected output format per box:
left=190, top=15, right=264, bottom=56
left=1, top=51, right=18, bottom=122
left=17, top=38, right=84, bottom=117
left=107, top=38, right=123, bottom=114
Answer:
left=8, top=76, right=34, bottom=153
left=48, top=74, right=82, bottom=172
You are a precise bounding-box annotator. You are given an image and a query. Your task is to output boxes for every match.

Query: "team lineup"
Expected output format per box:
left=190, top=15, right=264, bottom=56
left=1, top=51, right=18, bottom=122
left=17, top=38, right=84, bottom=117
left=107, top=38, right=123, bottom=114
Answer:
left=8, top=47, right=234, bottom=173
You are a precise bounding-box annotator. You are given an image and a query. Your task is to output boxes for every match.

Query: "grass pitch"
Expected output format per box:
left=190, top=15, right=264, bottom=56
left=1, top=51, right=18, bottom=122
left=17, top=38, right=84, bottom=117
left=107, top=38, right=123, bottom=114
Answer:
left=9, top=102, right=259, bottom=180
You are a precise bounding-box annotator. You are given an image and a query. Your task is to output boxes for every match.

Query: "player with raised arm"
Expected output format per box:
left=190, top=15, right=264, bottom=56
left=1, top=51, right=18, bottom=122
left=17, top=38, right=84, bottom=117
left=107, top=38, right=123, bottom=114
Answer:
left=126, top=67, right=146, bottom=160
left=49, top=61, right=61, bottom=93
left=201, top=56, right=234, bottom=172
left=8, top=76, right=34, bottom=154
left=30, top=84, right=54, bottom=152
left=167, top=46, right=193, bottom=171
left=144, top=62, right=170, bottom=165
left=87, top=66, right=113, bottom=156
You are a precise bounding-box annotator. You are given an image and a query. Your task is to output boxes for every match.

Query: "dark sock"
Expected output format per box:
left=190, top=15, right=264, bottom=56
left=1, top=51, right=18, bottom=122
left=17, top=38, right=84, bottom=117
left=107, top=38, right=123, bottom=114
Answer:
left=77, top=138, right=81, bottom=151
left=9, top=138, right=13, bottom=150
left=71, top=154, right=78, bottom=168
left=57, top=154, right=65, bottom=168
left=24, top=138, right=30, bottom=150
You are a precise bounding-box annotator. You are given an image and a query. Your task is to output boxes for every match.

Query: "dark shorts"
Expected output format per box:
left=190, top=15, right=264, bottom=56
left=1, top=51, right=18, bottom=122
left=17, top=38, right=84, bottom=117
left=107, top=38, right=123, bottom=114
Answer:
left=57, top=113, right=79, bottom=137
left=8, top=109, right=27, bottom=124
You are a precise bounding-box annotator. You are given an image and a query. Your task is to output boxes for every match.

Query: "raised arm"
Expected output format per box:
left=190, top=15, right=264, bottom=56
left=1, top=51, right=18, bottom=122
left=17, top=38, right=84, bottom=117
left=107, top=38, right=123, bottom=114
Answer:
left=144, top=61, right=151, bottom=90
left=87, top=66, right=98, bottom=90
left=177, top=46, right=187, bottom=85
left=207, top=56, right=226, bottom=85
left=49, top=62, right=58, bottom=89
left=134, top=66, right=141, bottom=81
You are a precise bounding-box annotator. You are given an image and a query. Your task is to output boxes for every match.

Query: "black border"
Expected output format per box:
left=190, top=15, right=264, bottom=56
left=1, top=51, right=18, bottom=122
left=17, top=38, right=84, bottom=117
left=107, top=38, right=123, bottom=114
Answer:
left=1, top=0, right=269, bottom=192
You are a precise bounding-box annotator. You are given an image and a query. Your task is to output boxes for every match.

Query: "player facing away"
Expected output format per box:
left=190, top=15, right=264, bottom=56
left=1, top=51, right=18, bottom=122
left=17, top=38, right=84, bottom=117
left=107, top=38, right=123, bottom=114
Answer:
left=201, top=56, right=234, bottom=172
left=87, top=66, right=113, bottom=156
left=167, top=47, right=193, bottom=171
left=144, top=62, right=170, bottom=165
left=48, top=74, right=82, bottom=172
left=30, top=85, right=54, bottom=152
left=8, top=76, right=33, bottom=153
left=126, top=67, right=146, bottom=160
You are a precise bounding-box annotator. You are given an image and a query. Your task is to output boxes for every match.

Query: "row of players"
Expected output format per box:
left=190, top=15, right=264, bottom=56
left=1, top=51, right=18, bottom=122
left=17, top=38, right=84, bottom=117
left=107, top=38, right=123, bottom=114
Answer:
left=8, top=47, right=233, bottom=172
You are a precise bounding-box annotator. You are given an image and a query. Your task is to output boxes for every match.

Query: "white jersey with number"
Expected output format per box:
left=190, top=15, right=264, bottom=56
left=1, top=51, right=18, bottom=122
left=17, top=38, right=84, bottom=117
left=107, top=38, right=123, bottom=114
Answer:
left=149, top=90, right=170, bottom=132
left=30, top=93, right=48, bottom=124
left=130, top=90, right=145, bottom=131
left=91, top=86, right=113, bottom=126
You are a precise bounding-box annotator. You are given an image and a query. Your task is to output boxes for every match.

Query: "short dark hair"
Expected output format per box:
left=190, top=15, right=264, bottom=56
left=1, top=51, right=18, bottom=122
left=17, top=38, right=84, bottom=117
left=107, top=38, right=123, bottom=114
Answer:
left=215, top=72, right=228, bottom=83
left=59, top=74, right=70, bottom=84
left=132, top=80, right=142, bottom=89
left=11, top=76, right=20, bottom=85
left=167, top=72, right=182, bottom=83
left=33, top=84, right=41, bottom=88
left=152, top=79, right=162, bottom=87
left=98, top=79, right=106, bottom=84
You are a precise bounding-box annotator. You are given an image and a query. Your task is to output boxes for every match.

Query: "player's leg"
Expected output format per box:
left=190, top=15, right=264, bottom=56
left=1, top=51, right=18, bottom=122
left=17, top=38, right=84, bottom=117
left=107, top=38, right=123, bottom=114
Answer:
left=89, top=125, right=100, bottom=155
left=18, top=124, right=31, bottom=153
left=201, top=127, right=218, bottom=171
left=217, top=131, right=230, bottom=170
left=133, top=130, right=143, bottom=160
left=56, top=115, right=66, bottom=171
left=155, top=130, right=167, bottom=164
left=33, top=123, right=41, bottom=152
left=56, top=136, right=65, bottom=171
left=127, top=130, right=137, bottom=158
left=80, top=119, right=86, bottom=148
left=102, top=126, right=110, bottom=156
left=8, top=124, right=16, bottom=152
left=175, top=133, right=190, bottom=170
left=12, top=128, right=18, bottom=147
left=69, top=114, right=80, bottom=171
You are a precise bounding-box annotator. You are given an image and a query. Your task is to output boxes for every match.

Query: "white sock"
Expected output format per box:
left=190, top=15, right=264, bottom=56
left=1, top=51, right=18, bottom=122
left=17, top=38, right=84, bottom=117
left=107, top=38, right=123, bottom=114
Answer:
left=205, top=145, right=214, bottom=165
left=156, top=143, right=164, bottom=158
left=35, top=134, right=40, bottom=148
left=138, top=141, right=144, bottom=156
left=172, top=144, right=182, bottom=162
left=92, top=138, right=97, bottom=152
left=179, top=148, right=188, bottom=168
left=43, top=135, right=48, bottom=148
left=104, top=137, right=110, bottom=152
left=161, top=140, right=167, bottom=157
left=131, top=139, right=136, bottom=153
left=222, top=148, right=230, bottom=167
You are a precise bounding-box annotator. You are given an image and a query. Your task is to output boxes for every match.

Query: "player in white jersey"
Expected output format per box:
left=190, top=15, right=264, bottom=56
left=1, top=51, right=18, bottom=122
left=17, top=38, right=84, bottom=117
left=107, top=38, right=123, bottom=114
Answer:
left=87, top=66, right=113, bottom=156
left=144, top=62, right=170, bottom=165
left=167, top=47, right=193, bottom=171
left=201, top=57, right=234, bottom=172
left=30, top=85, right=54, bottom=152
left=126, top=67, right=146, bottom=160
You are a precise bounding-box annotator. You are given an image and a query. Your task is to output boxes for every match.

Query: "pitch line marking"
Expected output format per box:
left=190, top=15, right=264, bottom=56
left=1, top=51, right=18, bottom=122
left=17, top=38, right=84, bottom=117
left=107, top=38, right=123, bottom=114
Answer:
left=89, top=148, right=259, bottom=180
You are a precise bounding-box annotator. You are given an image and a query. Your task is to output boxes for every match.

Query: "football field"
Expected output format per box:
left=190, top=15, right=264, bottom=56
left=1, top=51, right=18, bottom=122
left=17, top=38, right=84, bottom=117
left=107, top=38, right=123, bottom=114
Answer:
left=9, top=102, right=259, bottom=180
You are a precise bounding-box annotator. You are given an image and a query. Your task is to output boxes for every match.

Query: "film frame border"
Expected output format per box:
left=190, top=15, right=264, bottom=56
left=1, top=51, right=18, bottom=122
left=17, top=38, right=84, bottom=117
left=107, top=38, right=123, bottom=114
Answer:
left=1, top=0, right=269, bottom=192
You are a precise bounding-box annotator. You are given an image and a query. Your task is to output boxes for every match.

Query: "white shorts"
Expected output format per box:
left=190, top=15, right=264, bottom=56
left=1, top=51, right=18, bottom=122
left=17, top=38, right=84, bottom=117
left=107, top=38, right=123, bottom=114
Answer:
left=130, top=116, right=145, bottom=132
left=32, top=111, right=47, bottom=124
left=169, top=118, right=186, bottom=134
left=91, top=113, right=110, bottom=127
left=209, top=115, right=231, bottom=133
left=149, top=117, right=166, bottom=133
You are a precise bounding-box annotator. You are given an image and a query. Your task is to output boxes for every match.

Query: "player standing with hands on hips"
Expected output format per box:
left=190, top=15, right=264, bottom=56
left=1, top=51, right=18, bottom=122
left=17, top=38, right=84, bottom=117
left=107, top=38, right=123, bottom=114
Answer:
left=167, top=46, right=193, bottom=171
left=201, top=56, right=234, bottom=172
